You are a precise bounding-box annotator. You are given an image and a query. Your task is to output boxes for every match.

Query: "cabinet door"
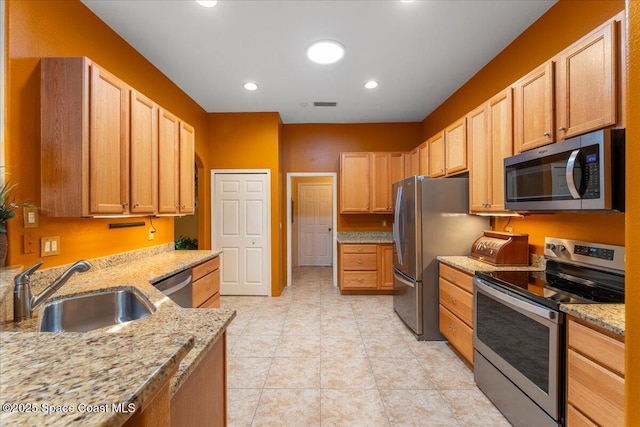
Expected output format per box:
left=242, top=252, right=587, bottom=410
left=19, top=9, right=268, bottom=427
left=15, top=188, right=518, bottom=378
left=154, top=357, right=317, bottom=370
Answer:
left=389, top=153, right=404, bottom=188
left=179, top=122, right=195, bottom=214
left=445, top=117, right=467, bottom=175
left=158, top=109, right=180, bottom=214
left=378, top=244, right=394, bottom=290
left=89, top=64, right=129, bottom=214
left=130, top=90, right=158, bottom=214
left=428, top=131, right=445, bottom=178
left=556, top=21, right=616, bottom=139
left=487, top=88, right=513, bottom=212
left=468, top=104, right=490, bottom=213
left=340, top=153, right=370, bottom=213
left=418, top=142, right=429, bottom=176
left=410, top=147, right=420, bottom=177
left=371, top=153, right=391, bottom=212
left=514, top=61, right=555, bottom=152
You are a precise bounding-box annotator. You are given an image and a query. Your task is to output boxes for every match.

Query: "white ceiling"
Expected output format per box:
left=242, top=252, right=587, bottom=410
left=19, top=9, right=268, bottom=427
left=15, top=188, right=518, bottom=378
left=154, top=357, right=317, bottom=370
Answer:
left=81, top=0, right=556, bottom=124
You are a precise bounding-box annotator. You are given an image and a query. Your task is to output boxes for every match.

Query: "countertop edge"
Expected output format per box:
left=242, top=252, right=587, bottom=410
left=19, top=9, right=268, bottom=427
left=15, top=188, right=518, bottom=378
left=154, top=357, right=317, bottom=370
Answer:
left=560, top=304, right=625, bottom=337
left=437, top=255, right=544, bottom=275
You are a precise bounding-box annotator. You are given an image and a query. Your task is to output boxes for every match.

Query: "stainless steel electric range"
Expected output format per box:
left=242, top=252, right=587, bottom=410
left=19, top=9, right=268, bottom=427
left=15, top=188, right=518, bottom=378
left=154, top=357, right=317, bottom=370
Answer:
left=473, top=237, right=625, bottom=427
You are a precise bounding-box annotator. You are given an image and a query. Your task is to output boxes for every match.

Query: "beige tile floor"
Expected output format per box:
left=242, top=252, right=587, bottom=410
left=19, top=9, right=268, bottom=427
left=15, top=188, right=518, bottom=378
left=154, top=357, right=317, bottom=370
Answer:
left=221, top=267, right=511, bottom=427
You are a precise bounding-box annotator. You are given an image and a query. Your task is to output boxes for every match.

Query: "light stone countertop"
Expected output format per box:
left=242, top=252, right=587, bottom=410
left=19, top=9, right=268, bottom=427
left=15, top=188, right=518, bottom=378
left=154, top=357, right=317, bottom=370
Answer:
left=560, top=304, right=625, bottom=337
left=437, top=255, right=545, bottom=275
left=337, top=231, right=393, bottom=244
left=0, top=247, right=235, bottom=426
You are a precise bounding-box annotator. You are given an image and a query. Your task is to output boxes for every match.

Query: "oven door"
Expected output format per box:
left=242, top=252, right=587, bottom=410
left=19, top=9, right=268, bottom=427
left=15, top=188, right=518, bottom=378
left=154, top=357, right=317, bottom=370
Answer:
left=473, top=278, right=562, bottom=420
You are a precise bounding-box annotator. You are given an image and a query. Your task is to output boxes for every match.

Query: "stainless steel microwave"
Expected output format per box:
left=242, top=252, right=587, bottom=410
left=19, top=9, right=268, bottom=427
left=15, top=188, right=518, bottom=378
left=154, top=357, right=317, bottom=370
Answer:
left=504, top=129, right=625, bottom=212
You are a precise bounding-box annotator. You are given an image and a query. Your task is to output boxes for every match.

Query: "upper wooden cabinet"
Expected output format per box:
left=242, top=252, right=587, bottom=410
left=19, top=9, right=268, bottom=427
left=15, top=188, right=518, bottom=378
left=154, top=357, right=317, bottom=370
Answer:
left=340, top=153, right=371, bottom=213
left=130, top=90, right=158, bottom=215
left=418, top=142, right=429, bottom=176
left=179, top=122, right=196, bottom=214
left=556, top=21, right=617, bottom=140
left=513, top=61, right=555, bottom=153
left=41, top=57, right=195, bottom=217
left=340, top=152, right=403, bottom=214
left=428, top=117, right=467, bottom=178
left=468, top=88, right=513, bottom=214
left=514, top=19, right=620, bottom=153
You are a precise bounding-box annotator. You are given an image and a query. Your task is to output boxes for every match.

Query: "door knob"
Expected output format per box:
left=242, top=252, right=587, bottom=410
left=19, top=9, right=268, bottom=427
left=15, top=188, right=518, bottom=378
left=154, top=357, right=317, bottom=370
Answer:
left=252, top=240, right=256, bottom=245
left=328, top=228, right=332, bottom=232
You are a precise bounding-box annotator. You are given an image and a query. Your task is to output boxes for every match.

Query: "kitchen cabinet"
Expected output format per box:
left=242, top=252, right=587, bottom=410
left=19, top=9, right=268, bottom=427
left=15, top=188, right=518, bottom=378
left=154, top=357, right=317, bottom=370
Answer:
left=556, top=21, right=617, bottom=140
left=171, top=332, right=227, bottom=427
left=158, top=110, right=195, bottom=215
left=124, top=373, right=173, bottom=427
left=41, top=56, right=195, bottom=217
left=418, top=141, right=429, bottom=176
left=428, top=117, right=467, bottom=178
left=513, top=19, right=619, bottom=152
left=566, top=317, right=624, bottom=427
left=339, top=153, right=371, bottom=213
left=468, top=88, right=513, bottom=214
left=130, top=90, right=158, bottom=214
left=340, top=152, right=403, bottom=213
left=338, top=243, right=393, bottom=293
left=192, top=256, right=221, bottom=308
left=513, top=61, right=555, bottom=152
left=438, top=263, right=474, bottom=365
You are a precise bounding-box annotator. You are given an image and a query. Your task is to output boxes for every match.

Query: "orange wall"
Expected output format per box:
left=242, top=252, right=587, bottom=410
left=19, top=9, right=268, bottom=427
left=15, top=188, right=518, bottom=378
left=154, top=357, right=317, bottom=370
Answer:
left=625, top=1, right=639, bottom=424
left=281, top=123, right=421, bottom=232
left=420, top=0, right=626, bottom=254
left=4, top=0, right=210, bottom=269
left=208, top=112, right=283, bottom=295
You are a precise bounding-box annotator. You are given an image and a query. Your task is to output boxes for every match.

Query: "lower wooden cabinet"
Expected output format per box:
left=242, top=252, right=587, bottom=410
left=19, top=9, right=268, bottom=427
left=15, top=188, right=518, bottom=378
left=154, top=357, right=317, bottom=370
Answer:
left=438, top=263, right=474, bottom=365
left=192, top=256, right=220, bottom=308
left=566, top=317, right=625, bottom=427
left=171, top=333, right=227, bottom=427
left=338, top=243, right=394, bottom=293
left=123, top=371, right=175, bottom=427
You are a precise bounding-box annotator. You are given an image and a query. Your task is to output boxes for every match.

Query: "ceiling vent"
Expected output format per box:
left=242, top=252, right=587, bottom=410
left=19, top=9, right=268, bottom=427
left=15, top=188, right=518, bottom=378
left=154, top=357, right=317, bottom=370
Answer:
left=313, top=101, right=338, bottom=107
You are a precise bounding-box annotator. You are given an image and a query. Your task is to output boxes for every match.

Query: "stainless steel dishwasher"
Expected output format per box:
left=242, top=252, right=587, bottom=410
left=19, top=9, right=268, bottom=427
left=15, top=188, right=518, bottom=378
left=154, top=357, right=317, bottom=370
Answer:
left=153, top=269, right=192, bottom=308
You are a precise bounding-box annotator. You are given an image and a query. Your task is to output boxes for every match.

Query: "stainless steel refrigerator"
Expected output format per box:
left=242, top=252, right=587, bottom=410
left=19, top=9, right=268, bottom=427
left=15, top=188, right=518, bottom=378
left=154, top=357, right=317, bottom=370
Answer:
left=392, top=176, right=488, bottom=340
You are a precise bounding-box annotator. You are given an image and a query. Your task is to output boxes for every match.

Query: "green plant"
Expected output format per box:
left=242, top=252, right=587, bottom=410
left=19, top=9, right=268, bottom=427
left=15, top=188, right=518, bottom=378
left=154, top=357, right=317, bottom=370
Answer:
left=0, top=178, right=19, bottom=233
left=175, top=235, right=198, bottom=250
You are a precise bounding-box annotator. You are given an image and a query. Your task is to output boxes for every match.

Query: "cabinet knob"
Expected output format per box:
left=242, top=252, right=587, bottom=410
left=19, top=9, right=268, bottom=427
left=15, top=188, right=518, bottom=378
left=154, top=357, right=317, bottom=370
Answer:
left=449, top=295, right=456, bottom=303
left=134, top=203, right=140, bottom=208
left=181, top=205, right=186, bottom=209
left=122, top=202, right=128, bottom=207
left=558, top=126, right=567, bottom=132
left=543, top=132, right=550, bottom=137
left=357, top=248, right=363, bottom=252
left=357, top=259, right=363, bottom=264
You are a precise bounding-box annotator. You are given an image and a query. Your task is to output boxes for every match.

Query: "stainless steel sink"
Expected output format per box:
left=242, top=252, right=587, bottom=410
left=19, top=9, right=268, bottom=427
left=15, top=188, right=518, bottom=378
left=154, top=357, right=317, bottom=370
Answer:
left=38, top=288, right=156, bottom=332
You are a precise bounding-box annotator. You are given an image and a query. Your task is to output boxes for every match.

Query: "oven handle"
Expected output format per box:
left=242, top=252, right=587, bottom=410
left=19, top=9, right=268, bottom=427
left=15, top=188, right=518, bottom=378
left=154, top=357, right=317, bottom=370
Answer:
left=474, top=278, right=560, bottom=323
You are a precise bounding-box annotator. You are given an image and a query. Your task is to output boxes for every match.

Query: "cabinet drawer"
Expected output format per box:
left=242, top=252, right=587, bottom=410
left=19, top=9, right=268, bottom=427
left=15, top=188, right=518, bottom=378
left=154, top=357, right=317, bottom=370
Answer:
left=567, top=349, right=624, bottom=427
left=439, top=304, right=473, bottom=365
left=342, top=271, right=377, bottom=289
left=343, top=254, right=377, bottom=271
left=192, top=269, right=220, bottom=308
left=568, top=319, right=624, bottom=376
left=439, top=278, right=473, bottom=327
left=342, top=244, right=377, bottom=254
left=566, top=404, right=598, bottom=427
left=439, top=263, right=473, bottom=293
left=192, top=257, right=220, bottom=282
left=199, top=292, right=221, bottom=309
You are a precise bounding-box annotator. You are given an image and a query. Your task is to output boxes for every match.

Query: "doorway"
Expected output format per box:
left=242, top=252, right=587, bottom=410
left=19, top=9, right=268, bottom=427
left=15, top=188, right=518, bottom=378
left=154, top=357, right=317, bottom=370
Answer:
left=286, top=173, right=337, bottom=287
left=212, top=170, right=271, bottom=296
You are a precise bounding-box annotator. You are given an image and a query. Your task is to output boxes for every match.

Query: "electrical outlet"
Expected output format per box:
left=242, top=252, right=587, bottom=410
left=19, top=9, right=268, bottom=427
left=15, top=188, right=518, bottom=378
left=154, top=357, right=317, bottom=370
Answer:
left=504, top=227, right=513, bottom=233
left=41, top=236, right=60, bottom=257
left=148, top=228, right=155, bottom=241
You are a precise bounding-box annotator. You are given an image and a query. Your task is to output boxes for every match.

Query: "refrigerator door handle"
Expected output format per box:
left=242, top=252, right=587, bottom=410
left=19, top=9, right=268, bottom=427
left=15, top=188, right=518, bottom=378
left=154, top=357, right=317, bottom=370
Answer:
left=394, top=186, right=404, bottom=266
left=394, top=270, right=415, bottom=288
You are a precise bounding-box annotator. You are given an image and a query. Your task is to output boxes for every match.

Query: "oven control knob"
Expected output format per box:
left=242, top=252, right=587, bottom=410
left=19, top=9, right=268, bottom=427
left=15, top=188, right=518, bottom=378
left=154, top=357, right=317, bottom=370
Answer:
left=558, top=245, right=567, bottom=252
left=546, top=243, right=556, bottom=251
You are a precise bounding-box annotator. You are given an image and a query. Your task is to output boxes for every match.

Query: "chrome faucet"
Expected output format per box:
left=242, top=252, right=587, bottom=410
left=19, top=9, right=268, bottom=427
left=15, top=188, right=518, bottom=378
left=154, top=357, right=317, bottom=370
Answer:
left=13, top=260, right=92, bottom=322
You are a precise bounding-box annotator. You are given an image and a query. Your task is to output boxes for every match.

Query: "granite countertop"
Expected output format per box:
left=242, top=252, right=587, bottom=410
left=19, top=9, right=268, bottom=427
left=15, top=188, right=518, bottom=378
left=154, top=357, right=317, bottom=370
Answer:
left=560, top=304, right=625, bottom=337
left=437, top=255, right=545, bottom=275
left=0, top=248, right=235, bottom=426
left=337, top=231, right=393, bottom=244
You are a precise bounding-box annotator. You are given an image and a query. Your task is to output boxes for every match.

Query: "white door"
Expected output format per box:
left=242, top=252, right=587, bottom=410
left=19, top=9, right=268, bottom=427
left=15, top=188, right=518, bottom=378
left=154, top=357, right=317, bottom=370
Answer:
left=213, top=172, right=270, bottom=296
left=298, top=183, right=333, bottom=266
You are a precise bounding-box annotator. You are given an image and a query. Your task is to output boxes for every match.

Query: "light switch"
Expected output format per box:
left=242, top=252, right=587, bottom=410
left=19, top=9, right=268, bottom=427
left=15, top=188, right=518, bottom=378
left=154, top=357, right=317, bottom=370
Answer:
left=23, top=207, right=39, bottom=229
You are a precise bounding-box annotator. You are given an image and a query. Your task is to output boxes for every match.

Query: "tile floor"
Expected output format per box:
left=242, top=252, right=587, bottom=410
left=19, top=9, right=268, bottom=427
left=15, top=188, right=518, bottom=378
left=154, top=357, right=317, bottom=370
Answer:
left=221, top=267, right=511, bottom=427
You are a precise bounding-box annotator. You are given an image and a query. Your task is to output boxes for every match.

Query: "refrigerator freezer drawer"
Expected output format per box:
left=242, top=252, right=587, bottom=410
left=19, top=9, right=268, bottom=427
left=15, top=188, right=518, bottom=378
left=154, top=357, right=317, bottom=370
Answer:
left=393, top=270, right=422, bottom=335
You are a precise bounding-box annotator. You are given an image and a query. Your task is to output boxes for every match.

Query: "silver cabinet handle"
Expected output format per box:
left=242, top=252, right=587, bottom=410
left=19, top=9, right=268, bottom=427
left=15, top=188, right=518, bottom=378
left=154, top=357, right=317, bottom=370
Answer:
left=543, top=132, right=550, bottom=137
left=558, top=126, right=567, bottom=132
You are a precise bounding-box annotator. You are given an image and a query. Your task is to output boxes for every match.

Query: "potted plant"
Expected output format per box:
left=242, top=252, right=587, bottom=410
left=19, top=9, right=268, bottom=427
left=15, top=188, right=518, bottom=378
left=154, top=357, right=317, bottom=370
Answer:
left=0, top=178, right=20, bottom=268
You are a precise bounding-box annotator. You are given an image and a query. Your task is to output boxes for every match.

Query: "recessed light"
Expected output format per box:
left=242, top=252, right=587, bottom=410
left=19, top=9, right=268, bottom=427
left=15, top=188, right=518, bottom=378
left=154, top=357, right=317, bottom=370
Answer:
left=196, top=0, right=217, bottom=7
left=364, top=80, right=379, bottom=89
left=400, top=0, right=415, bottom=3
left=243, top=82, right=258, bottom=91
left=307, top=40, right=345, bottom=64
